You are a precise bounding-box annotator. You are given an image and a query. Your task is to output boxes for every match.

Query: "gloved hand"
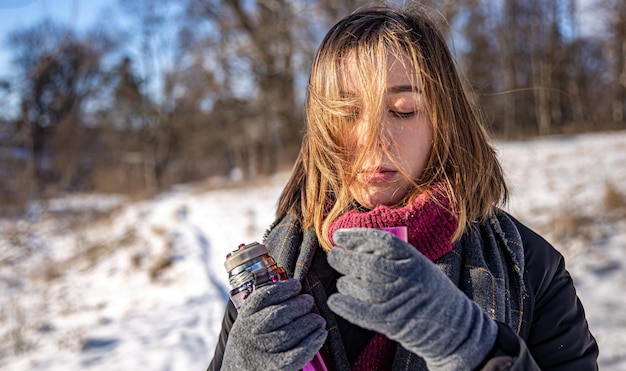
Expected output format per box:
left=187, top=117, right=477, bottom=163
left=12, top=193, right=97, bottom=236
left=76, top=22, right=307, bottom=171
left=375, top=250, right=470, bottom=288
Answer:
left=327, top=228, right=498, bottom=371
left=221, top=279, right=328, bottom=371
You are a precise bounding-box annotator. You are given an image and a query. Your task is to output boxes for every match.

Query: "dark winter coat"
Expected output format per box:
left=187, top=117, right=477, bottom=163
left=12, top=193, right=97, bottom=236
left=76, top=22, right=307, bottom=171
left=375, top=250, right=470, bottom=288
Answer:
left=208, top=212, right=598, bottom=370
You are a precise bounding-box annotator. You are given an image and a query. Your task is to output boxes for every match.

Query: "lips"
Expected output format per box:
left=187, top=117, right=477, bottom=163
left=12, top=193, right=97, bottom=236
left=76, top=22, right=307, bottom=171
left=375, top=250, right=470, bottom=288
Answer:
left=358, top=166, right=398, bottom=183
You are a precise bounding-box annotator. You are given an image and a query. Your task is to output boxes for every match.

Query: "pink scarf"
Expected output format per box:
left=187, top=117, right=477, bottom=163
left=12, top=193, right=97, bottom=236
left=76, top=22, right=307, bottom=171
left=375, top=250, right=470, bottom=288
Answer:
left=327, top=183, right=459, bottom=370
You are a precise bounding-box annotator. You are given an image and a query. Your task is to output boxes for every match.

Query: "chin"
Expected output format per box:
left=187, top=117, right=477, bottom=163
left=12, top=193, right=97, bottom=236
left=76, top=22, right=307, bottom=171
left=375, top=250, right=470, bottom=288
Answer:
left=350, top=184, right=407, bottom=210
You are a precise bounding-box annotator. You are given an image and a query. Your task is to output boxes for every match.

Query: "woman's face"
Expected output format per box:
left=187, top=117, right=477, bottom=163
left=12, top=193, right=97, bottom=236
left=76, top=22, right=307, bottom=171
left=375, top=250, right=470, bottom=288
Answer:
left=344, top=52, right=434, bottom=209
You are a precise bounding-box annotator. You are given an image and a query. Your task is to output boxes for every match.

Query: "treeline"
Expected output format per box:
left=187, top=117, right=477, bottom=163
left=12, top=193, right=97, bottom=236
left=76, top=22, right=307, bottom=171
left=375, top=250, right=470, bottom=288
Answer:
left=0, top=0, right=624, bottom=211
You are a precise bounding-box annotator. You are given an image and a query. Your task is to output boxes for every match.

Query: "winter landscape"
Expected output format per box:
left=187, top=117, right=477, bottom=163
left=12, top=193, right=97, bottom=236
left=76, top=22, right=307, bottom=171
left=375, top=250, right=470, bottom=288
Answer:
left=1, top=130, right=625, bottom=370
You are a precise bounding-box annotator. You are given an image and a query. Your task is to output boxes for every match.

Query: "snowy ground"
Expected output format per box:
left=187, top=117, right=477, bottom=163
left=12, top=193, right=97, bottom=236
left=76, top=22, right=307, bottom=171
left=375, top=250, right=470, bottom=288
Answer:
left=1, top=130, right=625, bottom=370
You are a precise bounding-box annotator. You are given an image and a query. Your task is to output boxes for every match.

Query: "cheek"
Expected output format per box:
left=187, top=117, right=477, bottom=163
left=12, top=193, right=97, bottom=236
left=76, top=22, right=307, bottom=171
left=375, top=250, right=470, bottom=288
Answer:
left=418, top=126, right=434, bottom=162
left=402, top=124, right=433, bottom=175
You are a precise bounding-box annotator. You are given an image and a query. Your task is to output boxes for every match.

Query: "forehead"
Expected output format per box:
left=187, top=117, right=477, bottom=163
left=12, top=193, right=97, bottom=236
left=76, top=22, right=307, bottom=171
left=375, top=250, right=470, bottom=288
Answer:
left=387, top=53, right=415, bottom=87
left=340, top=50, right=417, bottom=92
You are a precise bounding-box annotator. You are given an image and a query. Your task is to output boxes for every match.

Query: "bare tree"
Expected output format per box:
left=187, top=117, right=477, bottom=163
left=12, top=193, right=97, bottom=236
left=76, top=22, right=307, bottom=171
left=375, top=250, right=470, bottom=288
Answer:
left=7, top=20, right=114, bottom=196
left=457, top=0, right=604, bottom=137
left=603, top=0, right=626, bottom=127
left=110, top=0, right=185, bottom=192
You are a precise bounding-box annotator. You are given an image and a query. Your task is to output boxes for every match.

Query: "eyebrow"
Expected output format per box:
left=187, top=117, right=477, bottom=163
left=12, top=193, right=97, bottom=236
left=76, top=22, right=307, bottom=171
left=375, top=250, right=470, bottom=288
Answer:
left=339, top=85, right=421, bottom=98
left=387, top=85, right=421, bottom=94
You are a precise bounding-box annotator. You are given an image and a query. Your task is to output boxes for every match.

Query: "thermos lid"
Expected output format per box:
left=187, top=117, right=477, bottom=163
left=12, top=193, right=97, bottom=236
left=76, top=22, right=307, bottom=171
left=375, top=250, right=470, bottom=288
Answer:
left=224, top=242, right=268, bottom=272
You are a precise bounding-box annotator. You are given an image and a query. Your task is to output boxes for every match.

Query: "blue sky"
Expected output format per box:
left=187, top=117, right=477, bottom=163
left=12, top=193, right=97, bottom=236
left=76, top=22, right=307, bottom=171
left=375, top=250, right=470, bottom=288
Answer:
left=0, top=0, right=112, bottom=72
left=0, top=0, right=115, bottom=117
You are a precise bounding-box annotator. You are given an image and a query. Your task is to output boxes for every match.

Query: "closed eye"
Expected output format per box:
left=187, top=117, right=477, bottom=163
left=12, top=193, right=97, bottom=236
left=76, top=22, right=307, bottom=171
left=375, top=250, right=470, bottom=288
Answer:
left=389, top=110, right=416, bottom=118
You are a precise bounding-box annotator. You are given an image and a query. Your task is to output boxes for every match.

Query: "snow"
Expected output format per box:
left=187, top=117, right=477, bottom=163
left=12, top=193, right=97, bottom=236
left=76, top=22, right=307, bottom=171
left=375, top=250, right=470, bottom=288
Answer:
left=1, top=130, right=625, bottom=370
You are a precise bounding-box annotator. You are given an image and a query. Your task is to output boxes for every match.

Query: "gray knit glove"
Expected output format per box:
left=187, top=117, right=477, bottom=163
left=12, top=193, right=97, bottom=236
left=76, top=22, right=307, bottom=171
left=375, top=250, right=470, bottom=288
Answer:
left=221, top=279, right=327, bottom=371
left=327, top=228, right=498, bottom=371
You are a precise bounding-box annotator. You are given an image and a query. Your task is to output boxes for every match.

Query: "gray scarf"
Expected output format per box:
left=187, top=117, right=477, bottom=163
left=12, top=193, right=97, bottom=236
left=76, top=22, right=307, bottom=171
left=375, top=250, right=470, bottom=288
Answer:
left=263, top=210, right=526, bottom=371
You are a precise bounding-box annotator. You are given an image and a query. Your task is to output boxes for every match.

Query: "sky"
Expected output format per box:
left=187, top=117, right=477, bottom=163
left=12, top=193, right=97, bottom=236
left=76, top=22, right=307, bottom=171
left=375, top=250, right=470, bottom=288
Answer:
left=0, top=0, right=118, bottom=118
left=0, top=0, right=112, bottom=73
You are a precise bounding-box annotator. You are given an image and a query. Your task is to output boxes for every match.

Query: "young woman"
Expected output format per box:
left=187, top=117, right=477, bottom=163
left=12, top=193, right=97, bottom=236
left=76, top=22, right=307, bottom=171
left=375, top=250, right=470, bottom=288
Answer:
left=209, top=5, right=598, bottom=371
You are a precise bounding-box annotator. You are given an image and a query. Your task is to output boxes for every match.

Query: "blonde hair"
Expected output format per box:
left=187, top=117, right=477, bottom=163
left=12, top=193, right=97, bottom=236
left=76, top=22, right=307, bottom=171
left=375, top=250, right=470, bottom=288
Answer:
left=277, top=5, right=508, bottom=251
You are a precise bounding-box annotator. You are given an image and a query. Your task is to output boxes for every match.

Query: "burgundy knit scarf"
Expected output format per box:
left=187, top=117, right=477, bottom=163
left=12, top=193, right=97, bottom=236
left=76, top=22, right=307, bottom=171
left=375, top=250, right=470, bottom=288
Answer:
left=328, top=183, right=458, bottom=260
left=327, top=183, right=459, bottom=370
